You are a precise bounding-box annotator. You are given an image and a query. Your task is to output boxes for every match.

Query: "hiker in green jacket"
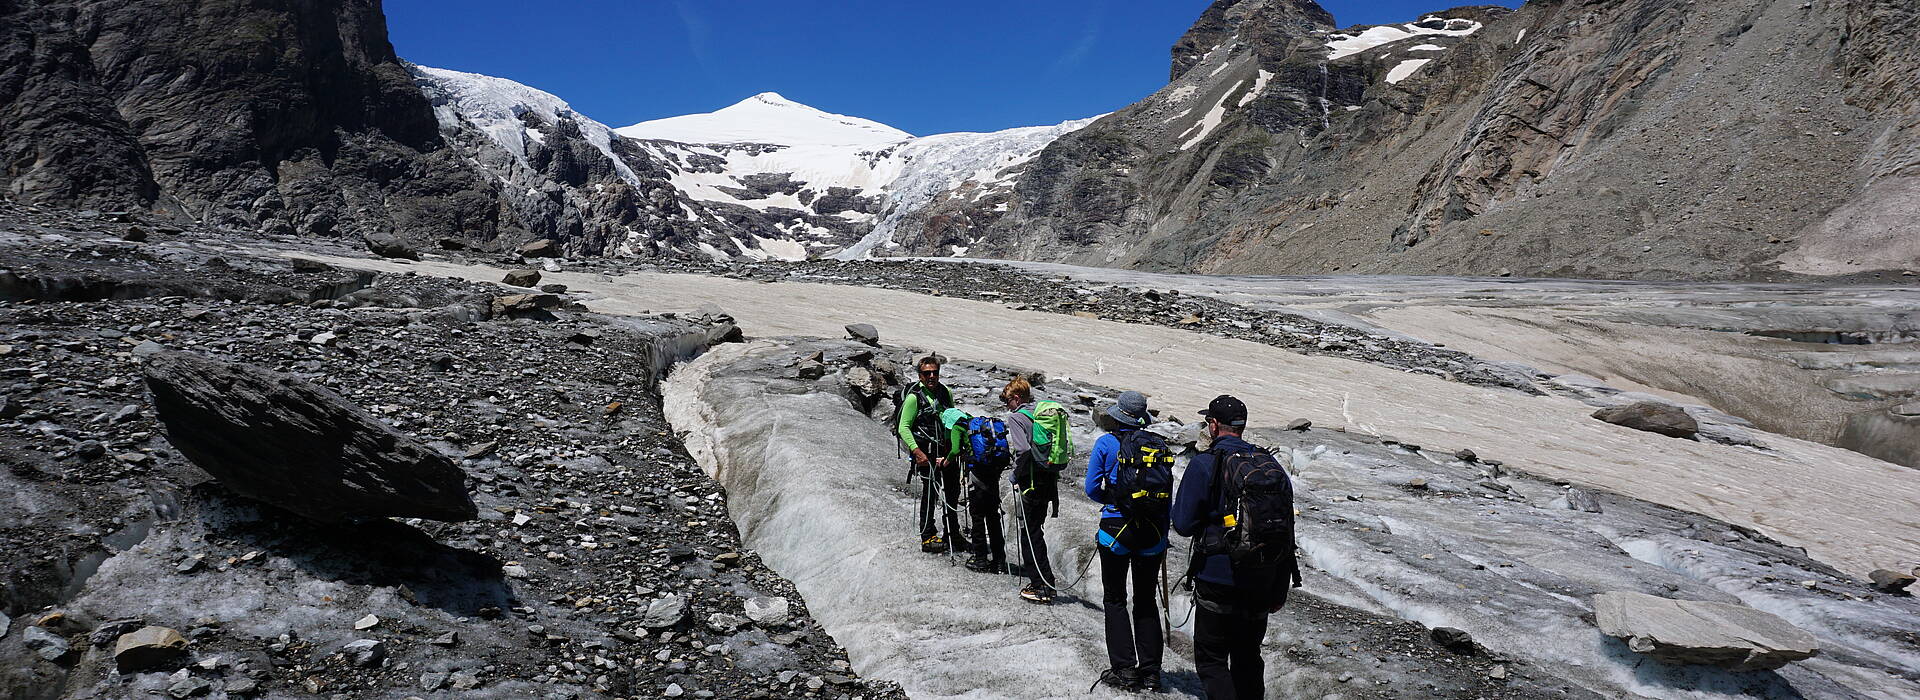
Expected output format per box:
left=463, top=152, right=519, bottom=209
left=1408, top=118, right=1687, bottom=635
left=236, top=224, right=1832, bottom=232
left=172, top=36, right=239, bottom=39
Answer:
left=898, top=354, right=962, bottom=553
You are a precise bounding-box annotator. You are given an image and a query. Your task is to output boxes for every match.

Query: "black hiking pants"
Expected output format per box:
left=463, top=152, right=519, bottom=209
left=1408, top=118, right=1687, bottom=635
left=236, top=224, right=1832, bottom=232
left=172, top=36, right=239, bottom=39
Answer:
left=1016, top=491, right=1055, bottom=587
left=918, top=463, right=961, bottom=543
left=1193, top=581, right=1273, bottom=700
left=966, top=470, right=1005, bottom=565
left=1099, top=546, right=1164, bottom=677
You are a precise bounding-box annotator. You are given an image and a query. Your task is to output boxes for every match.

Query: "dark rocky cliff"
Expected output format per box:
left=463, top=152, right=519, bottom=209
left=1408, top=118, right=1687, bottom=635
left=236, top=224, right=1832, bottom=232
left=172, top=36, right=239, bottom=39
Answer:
left=895, top=0, right=1920, bottom=280
left=0, top=0, right=738, bottom=256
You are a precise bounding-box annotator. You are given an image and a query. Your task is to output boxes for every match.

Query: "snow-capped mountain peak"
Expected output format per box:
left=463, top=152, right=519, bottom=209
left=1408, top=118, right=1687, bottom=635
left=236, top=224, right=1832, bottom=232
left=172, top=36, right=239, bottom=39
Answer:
left=617, top=93, right=912, bottom=147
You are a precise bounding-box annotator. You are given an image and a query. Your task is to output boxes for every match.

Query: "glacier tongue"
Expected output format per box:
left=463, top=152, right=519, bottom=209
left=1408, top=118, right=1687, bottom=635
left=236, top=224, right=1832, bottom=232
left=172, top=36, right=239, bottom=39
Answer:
left=837, top=116, right=1102, bottom=260
left=411, top=64, right=642, bottom=188
left=665, top=338, right=1920, bottom=700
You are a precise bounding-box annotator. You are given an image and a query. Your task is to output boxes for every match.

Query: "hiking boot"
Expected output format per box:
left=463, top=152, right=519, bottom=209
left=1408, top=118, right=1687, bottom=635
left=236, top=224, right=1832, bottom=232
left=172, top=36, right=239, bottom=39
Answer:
left=964, top=557, right=998, bottom=573
left=1137, top=669, right=1163, bottom=693
left=1019, top=585, right=1055, bottom=605
left=921, top=535, right=946, bottom=553
left=1090, top=668, right=1141, bottom=693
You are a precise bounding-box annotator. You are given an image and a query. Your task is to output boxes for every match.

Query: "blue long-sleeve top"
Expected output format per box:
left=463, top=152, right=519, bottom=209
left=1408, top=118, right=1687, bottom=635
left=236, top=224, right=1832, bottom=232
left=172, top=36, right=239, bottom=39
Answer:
left=1083, top=430, right=1133, bottom=518
left=1173, top=434, right=1259, bottom=586
left=1086, top=429, right=1169, bottom=556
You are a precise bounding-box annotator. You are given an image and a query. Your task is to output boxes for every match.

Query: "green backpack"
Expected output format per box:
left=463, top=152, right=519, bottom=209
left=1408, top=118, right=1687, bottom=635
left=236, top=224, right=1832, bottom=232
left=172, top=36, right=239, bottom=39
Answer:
left=1024, top=400, right=1074, bottom=470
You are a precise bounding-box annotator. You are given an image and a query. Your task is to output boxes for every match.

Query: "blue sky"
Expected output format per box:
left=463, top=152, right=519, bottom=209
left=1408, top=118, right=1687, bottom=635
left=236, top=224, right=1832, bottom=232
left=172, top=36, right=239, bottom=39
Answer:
left=386, top=1, right=1519, bottom=136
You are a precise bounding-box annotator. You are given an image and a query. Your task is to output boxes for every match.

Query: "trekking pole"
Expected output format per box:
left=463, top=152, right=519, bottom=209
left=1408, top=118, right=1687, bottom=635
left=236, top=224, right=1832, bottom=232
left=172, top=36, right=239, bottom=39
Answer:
left=1160, top=546, right=1172, bottom=638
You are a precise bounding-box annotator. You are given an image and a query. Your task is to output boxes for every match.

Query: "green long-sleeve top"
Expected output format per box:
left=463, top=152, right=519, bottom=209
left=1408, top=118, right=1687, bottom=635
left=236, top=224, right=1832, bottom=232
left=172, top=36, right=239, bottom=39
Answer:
left=895, top=384, right=952, bottom=453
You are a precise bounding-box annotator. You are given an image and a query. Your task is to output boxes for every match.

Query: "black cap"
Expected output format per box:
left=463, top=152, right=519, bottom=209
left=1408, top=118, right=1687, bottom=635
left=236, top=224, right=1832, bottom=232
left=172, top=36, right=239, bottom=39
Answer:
left=1199, top=395, right=1247, bottom=427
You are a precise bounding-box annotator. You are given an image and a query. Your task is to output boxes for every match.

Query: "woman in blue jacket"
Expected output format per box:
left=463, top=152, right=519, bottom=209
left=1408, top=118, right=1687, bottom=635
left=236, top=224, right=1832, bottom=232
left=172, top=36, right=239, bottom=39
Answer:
left=1084, top=390, right=1167, bottom=693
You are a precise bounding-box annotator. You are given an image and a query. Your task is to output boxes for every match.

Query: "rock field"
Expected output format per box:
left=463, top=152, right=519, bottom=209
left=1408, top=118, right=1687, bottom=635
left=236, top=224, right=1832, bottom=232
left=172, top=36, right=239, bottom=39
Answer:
left=0, top=202, right=902, bottom=699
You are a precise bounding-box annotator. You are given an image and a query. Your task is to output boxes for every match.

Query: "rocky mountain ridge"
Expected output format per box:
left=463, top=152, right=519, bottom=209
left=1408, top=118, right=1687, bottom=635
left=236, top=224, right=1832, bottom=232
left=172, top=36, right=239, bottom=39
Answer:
left=894, top=0, right=1920, bottom=280
left=3, top=0, right=1915, bottom=280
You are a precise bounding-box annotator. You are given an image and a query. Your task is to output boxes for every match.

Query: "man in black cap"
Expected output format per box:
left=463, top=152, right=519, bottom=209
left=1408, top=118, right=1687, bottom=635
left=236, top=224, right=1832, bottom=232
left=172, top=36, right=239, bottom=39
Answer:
left=1173, top=395, right=1301, bottom=700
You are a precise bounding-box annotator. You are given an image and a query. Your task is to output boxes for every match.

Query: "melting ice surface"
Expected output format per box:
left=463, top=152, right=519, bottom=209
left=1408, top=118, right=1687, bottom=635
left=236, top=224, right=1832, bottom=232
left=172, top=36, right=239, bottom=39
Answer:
left=667, top=340, right=1920, bottom=700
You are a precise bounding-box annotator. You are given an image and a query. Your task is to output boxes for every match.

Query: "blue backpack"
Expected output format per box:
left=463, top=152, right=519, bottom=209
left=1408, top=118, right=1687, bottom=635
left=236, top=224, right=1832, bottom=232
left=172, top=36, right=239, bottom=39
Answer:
left=964, top=416, right=1011, bottom=472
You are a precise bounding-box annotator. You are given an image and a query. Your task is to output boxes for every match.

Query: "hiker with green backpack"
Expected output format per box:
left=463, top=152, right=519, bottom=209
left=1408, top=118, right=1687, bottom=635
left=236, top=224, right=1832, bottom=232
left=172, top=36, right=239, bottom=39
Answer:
left=999, top=375, right=1073, bottom=604
left=896, top=355, right=963, bottom=554
left=1085, top=390, right=1174, bottom=693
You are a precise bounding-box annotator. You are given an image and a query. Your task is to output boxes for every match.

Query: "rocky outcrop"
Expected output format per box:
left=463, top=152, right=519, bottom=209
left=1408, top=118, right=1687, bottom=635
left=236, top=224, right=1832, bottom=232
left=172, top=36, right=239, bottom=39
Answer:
left=1593, top=592, right=1819, bottom=671
left=892, top=0, right=1920, bottom=281
left=142, top=351, right=478, bottom=523
left=0, top=0, right=509, bottom=241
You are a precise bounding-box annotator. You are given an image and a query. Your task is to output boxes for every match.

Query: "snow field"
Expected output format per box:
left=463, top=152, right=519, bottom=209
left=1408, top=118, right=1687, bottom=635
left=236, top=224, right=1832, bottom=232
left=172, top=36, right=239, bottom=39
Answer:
left=1386, top=59, right=1435, bottom=84
left=1326, top=16, right=1483, bottom=60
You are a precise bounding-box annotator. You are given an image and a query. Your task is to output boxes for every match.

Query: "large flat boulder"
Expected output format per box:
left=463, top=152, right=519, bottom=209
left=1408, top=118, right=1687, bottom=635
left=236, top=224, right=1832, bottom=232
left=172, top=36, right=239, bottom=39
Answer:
left=143, top=351, right=477, bottom=523
left=1591, top=401, right=1699, bottom=439
left=1593, top=591, right=1818, bottom=671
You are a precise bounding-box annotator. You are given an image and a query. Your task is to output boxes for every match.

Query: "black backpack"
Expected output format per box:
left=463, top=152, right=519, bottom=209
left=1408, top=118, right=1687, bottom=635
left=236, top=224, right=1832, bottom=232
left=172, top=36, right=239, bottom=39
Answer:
left=1112, top=430, right=1175, bottom=526
left=886, top=382, right=951, bottom=451
left=1214, top=448, right=1297, bottom=578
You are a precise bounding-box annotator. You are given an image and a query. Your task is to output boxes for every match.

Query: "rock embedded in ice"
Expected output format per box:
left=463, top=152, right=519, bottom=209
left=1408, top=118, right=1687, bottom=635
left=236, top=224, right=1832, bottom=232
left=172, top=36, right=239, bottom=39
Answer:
left=353, top=614, right=381, bottom=630
left=1564, top=487, right=1604, bottom=513
left=113, top=626, right=189, bottom=672
left=1590, top=401, right=1698, bottom=439
left=844, top=323, right=880, bottom=347
left=1593, top=591, right=1818, bottom=670
left=1286, top=418, right=1313, bottom=431
left=744, top=596, right=791, bottom=627
left=502, top=269, right=542, bottom=287
left=1431, top=626, right=1478, bottom=655
left=143, top=351, right=478, bottom=523
left=420, top=672, right=448, bottom=691
left=1453, top=448, right=1478, bottom=462
left=1868, top=569, right=1915, bottom=593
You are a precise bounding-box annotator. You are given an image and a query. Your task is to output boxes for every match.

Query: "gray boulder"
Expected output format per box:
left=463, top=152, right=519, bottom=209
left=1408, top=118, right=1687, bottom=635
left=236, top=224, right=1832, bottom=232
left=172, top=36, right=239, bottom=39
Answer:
left=1593, top=591, right=1818, bottom=670
left=1868, top=569, right=1915, bottom=594
left=641, top=595, right=687, bottom=629
left=113, top=626, right=189, bottom=672
left=365, top=234, right=420, bottom=261
left=519, top=240, right=560, bottom=259
left=502, top=269, right=541, bottom=287
left=1592, top=402, right=1699, bottom=439
left=23, top=625, right=71, bottom=662
left=142, top=351, right=477, bottom=523
left=844, top=323, right=880, bottom=347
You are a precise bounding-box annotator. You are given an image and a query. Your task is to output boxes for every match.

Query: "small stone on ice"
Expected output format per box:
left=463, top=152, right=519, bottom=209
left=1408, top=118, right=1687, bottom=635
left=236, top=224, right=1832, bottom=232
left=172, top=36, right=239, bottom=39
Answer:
left=664, top=683, right=685, bottom=697
left=354, top=614, right=380, bottom=630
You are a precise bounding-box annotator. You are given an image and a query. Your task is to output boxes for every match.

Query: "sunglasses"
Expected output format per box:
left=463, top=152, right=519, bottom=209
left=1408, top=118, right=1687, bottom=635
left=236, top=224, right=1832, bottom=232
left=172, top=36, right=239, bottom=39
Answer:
left=919, top=369, right=940, bottom=376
